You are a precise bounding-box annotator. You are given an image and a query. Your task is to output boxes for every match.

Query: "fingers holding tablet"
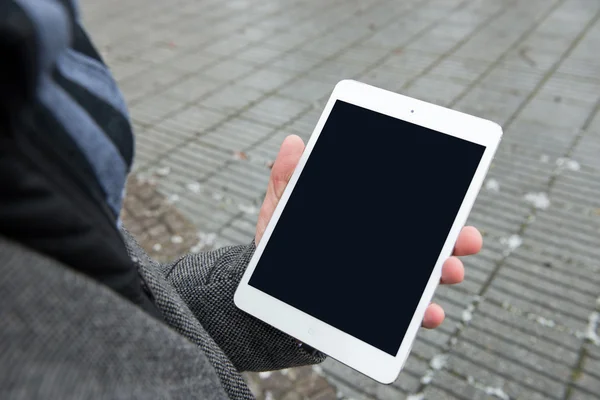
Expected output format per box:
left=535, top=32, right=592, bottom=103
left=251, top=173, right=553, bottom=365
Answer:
left=454, top=226, right=483, bottom=256
left=422, top=303, right=445, bottom=329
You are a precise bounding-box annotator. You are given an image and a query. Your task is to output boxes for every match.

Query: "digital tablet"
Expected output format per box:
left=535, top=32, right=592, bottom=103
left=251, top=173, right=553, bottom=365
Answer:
left=234, top=80, right=502, bottom=384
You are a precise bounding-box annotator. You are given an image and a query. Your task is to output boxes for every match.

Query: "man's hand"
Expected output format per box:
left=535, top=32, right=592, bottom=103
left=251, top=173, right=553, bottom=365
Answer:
left=256, top=135, right=483, bottom=330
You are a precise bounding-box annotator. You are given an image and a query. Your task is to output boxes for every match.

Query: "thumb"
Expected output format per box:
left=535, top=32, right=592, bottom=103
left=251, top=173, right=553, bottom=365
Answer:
left=255, top=135, right=305, bottom=245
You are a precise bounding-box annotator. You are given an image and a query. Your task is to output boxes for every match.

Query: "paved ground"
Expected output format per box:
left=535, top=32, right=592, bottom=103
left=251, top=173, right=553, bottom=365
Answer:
left=82, top=0, right=600, bottom=399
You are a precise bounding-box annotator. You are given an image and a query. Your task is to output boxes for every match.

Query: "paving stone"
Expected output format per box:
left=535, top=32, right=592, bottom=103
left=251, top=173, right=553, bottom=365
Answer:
left=557, top=56, right=600, bottom=81
left=427, top=370, right=497, bottom=400
left=306, top=60, right=370, bottom=84
left=454, top=86, right=526, bottom=125
left=502, top=256, right=599, bottom=301
left=518, top=98, right=595, bottom=130
left=230, top=217, right=260, bottom=239
left=300, top=37, right=354, bottom=58
left=321, top=359, right=408, bottom=400
left=448, top=340, right=565, bottom=399
left=381, top=51, right=440, bottom=76
left=160, top=75, right=225, bottom=104
left=535, top=73, right=600, bottom=105
left=496, top=265, right=597, bottom=310
left=278, top=77, right=334, bottom=103
left=357, top=65, right=416, bottom=92
left=479, top=66, right=544, bottom=95
left=199, top=117, right=275, bottom=152
left=235, top=45, right=285, bottom=66
left=110, top=60, right=152, bottom=82
left=130, top=94, right=185, bottom=126
left=160, top=142, right=230, bottom=182
left=153, top=106, right=228, bottom=137
left=270, top=51, right=325, bottom=73
left=570, top=388, right=600, bottom=400
left=460, top=323, right=574, bottom=382
left=238, top=68, right=296, bottom=93
left=477, top=300, right=583, bottom=351
left=119, top=65, right=185, bottom=103
left=323, top=374, right=375, bottom=400
left=500, top=119, right=576, bottom=155
left=485, top=284, right=589, bottom=333
left=202, top=59, right=256, bottom=82
left=264, top=31, right=316, bottom=52
left=403, top=74, right=468, bottom=106
left=165, top=51, right=222, bottom=73
left=205, top=161, right=270, bottom=202
left=571, top=370, right=600, bottom=400
left=241, top=95, right=309, bottom=127
left=202, top=84, right=265, bottom=115
left=470, top=310, right=580, bottom=367
left=202, top=34, right=255, bottom=57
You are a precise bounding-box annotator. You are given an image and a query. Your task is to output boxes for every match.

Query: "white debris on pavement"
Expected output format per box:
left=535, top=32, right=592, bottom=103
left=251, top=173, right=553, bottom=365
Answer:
left=190, top=232, right=217, bottom=253
left=578, top=311, right=600, bottom=346
left=166, top=194, right=180, bottom=204
left=467, top=376, right=510, bottom=400
left=524, top=192, right=550, bottom=210
left=485, top=179, right=500, bottom=192
left=504, top=301, right=574, bottom=333
left=484, top=386, right=510, bottom=400
left=186, top=182, right=202, bottom=193
left=462, top=304, right=475, bottom=323
left=238, top=204, right=259, bottom=215
left=156, top=166, right=171, bottom=176
left=152, top=243, right=162, bottom=252
left=430, top=354, right=448, bottom=370
left=534, top=316, right=556, bottom=328
left=406, top=393, right=425, bottom=400
left=420, top=370, right=434, bottom=384
left=171, top=235, right=183, bottom=244
left=212, top=192, right=224, bottom=202
left=556, top=157, right=580, bottom=171
left=500, top=234, right=523, bottom=253
left=265, top=391, right=275, bottom=400
left=258, top=371, right=272, bottom=379
left=312, top=365, right=323, bottom=375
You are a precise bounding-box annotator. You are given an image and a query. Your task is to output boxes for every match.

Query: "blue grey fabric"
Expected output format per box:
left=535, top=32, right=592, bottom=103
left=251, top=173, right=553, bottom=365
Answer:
left=14, top=0, right=131, bottom=216
left=57, top=49, right=129, bottom=118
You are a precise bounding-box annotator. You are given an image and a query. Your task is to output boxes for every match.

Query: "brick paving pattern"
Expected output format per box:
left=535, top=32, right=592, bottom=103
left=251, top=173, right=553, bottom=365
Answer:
left=85, top=0, right=600, bottom=399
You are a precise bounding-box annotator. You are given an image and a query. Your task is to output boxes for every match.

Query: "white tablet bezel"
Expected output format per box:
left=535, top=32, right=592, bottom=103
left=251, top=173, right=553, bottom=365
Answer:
left=234, top=80, right=502, bottom=384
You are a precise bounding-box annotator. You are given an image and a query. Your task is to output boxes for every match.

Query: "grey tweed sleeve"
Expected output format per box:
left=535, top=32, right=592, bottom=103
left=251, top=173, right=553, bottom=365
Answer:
left=164, top=242, right=326, bottom=372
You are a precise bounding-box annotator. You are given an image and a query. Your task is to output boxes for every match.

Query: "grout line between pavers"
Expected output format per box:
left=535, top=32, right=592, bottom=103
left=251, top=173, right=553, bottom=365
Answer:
left=398, top=0, right=518, bottom=93
left=448, top=0, right=568, bottom=109
left=501, top=10, right=600, bottom=131
left=446, top=349, right=562, bottom=400
left=130, top=0, right=350, bottom=158
left=144, top=0, right=434, bottom=194
left=120, top=0, right=333, bottom=107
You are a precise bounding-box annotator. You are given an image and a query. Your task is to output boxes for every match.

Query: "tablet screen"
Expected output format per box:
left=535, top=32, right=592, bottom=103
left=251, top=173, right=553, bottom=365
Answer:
left=249, top=100, right=485, bottom=356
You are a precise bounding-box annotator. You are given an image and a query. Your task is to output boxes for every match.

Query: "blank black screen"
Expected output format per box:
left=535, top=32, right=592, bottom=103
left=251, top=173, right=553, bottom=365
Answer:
left=249, top=100, right=485, bottom=356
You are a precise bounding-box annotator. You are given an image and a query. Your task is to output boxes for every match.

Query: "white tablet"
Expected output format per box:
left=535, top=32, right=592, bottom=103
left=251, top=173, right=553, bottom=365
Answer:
left=234, top=80, right=502, bottom=384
